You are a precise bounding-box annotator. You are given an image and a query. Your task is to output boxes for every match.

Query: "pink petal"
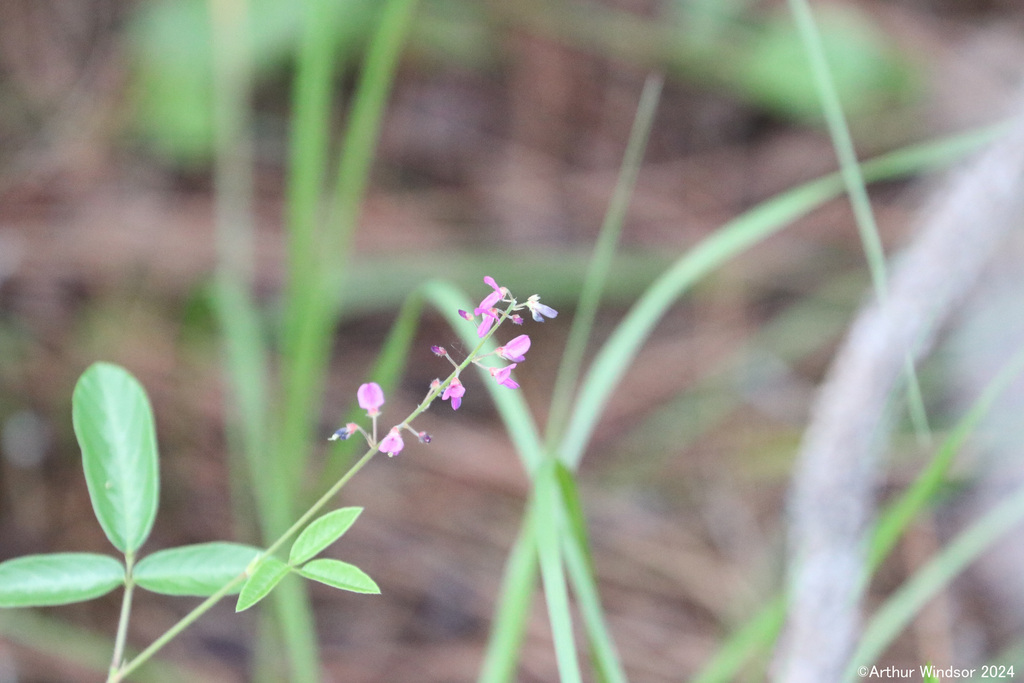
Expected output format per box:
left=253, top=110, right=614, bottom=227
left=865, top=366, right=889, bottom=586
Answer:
left=497, top=334, right=530, bottom=362
left=357, top=382, right=385, bottom=415
left=379, top=428, right=404, bottom=457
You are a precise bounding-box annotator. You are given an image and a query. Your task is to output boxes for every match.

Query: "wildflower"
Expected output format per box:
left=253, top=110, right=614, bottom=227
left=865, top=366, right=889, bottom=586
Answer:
left=417, top=431, right=432, bottom=444
left=496, top=334, right=531, bottom=362
left=357, top=382, right=385, bottom=416
left=442, top=377, right=466, bottom=410
left=525, top=295, right=558, bottom=323
left=431, top=345, right=446, bottom=356
left=510, top=314, right=524, bottom=325
left=474, top=276, right=506, bottom=316
left=476, top=308, right=499, bottom=338
left=329, top=423, right=359, bottom=441
left=379, top=427, right=404, bottom=457
left=489, top=363, right=520, bottom=389
left=458, top=309, right=474, bottom=321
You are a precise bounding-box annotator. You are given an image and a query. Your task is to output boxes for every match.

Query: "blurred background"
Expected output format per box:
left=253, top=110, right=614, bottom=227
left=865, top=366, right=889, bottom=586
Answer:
left=1, top=0, right=1024, bottom=681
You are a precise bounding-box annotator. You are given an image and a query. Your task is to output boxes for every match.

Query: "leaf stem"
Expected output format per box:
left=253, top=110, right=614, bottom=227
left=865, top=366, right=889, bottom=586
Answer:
left=107, top=553, right=136, bottom=681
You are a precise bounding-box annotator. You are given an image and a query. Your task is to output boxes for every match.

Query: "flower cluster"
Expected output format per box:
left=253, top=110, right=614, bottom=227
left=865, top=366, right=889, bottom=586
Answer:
left=329, top=276, right=556, bottom=457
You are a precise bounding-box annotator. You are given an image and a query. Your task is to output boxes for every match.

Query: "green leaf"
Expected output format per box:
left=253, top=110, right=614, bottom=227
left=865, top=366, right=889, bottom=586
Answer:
left=72, top=362, right=160, bottom=554
left=134, top=542, right=261, bottom=596
left=236, top=557, right=290, bottom=612
left=298, top=559, right=379, bottom=594
left=289, top=507, right=362, bottom=566
left=0, top=553, right=124, bottom=607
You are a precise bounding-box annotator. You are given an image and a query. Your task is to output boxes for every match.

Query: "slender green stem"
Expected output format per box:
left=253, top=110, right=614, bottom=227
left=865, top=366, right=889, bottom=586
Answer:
left=107, top=553, right=136, bottom=681
left=114, top=574, right=248, bottom=681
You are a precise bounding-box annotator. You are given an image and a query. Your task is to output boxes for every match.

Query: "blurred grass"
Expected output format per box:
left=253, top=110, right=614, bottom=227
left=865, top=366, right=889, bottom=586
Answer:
left=558, top=122, right=1001, bottom=472
left=1, top=0, right=1019, bottom=680
left=208, top=0, right=418, bottom=679
left=693, top=342, right=1024, bottom=683
left=128, top=0, right=920, bottom=167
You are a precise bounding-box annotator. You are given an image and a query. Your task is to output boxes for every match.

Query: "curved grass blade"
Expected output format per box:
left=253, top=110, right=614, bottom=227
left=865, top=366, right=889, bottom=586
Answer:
left=847, top=480, right=1024, bottom=682
left=478, top=506, right=540, bottom=683
left=134, top=542, right=261, bottom=597
left=0, top=553, right=124, bottom=608
left=691, top=345, right=1024, bottom=682
left=559, top=124, right=1004, bottom=470
left=72, top=362, right=160, bottom=554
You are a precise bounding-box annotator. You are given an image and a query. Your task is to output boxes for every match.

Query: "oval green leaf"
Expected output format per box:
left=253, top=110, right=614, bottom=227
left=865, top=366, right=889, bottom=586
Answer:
left=0, top=553, right=124, bottom=607
left=288, top=507, right=362, bottom=566
left=72, top=362, right=160, bottom=554
left=236, top=557, right=290, bottom=612
left=134, top=542, right=260, bottom=596
left=298, top=558, right=379, bottom=595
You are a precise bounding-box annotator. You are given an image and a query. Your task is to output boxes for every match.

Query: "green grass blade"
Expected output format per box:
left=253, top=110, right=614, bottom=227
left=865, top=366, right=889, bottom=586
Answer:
left=420, top=279, right=606, bottom=681
left=535, top=463, right=582, bottom=683
left=848, top=479, right=1024, bottom=681
left=0, top=609, right=187, bottom=682
left=278, top=0, right=420, bottom=504
left=690, top=594, right=787, bottom=683
left=559, top=126, right=1000, bottom=470
left=868, top=346, right=1024, bottom=572
left=279, top=0, right=344, bottom=495
left=784, top=0, right=886, bottom=297
left=545, top=74, right=663, bottom=445
left=785, top=0, right=931, bottom=443
left=556, top=468, right=628, bottom=683
left=692, top=344, right=1024, bottom=682
left=478, top=506, right=540, bottom=683
left=207, top=1, right=317, bottom=679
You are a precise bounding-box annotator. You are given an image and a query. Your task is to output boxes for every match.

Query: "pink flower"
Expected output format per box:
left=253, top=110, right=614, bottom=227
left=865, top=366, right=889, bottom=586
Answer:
left=474, top=276, right=506, bottom=317
left=357, top=383, right=385, bottom=416
left=476, top=308, right=499, bottom=338
left=489, top=364, right=520, bottom=389
left=442, top=377, right=466, bottom=410
left=496, top=334, right=531, bottom=362
left=379, top=427, right=404, bottom=457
